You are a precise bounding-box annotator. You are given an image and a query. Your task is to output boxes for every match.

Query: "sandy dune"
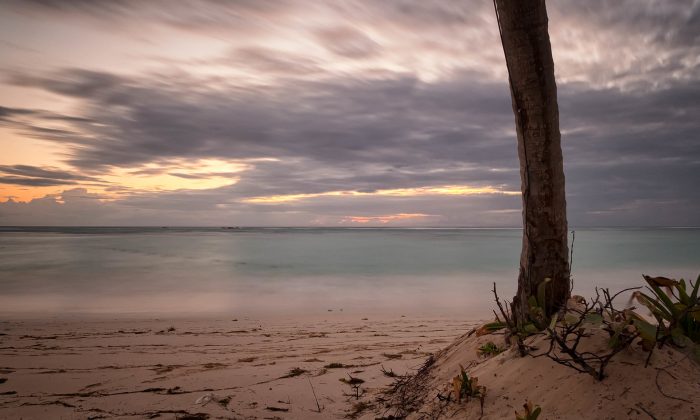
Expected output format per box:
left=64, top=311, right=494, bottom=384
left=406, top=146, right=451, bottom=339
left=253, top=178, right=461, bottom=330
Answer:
left=381, top=324, right=700, bottom=419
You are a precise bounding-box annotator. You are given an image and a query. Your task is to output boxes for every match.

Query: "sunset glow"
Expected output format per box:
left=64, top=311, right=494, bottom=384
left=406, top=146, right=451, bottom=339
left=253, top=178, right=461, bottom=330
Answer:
left=243, top=185, right=520, bottom=204
left=340, top=213, right=436, bottom=224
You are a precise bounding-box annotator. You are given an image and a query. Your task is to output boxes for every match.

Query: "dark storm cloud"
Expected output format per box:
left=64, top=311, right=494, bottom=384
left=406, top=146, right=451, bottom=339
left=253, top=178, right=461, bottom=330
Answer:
left=0, top=165, right=104, bottom=188
left=0, top=175, right=76, bottom=187
left=5, top=68, right=517, bottom=172
left=0, top=105, right=92, bottom=126
left=9, top=69, right=125, bottom=100
left=0, top=106, right=37, bottom=119
left=0, top=165, right=99, bottom=181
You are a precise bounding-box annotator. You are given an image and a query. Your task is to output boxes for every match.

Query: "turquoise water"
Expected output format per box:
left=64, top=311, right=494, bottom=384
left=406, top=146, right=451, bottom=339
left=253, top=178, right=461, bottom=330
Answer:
left=0, top=227, right=698, bottom=317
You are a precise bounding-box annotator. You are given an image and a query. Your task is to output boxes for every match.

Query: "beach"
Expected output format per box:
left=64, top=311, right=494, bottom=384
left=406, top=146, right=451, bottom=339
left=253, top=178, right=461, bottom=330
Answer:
left=1, top=228, right=699, bottom=418
left=0, top=314, right=475, bottom=419
left=4, top=313, right=700, bottom=420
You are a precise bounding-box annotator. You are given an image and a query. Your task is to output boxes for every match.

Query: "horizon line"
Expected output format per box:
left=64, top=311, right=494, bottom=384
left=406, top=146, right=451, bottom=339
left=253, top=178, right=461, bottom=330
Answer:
left=1, top=225, right=699, bottom=229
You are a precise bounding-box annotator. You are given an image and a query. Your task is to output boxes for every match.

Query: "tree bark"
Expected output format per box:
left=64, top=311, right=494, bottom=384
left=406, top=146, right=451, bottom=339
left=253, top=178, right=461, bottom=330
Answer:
left=493, top=0, right=570, bottom=325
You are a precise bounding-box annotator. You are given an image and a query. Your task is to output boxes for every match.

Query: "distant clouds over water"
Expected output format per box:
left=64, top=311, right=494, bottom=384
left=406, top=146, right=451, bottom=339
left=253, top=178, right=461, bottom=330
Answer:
left=0, top=0, right=698, bottom=226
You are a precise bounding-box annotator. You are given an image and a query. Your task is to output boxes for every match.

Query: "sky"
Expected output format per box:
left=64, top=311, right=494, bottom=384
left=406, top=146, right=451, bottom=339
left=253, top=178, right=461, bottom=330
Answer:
left=0, top=0, right=698, bottom=227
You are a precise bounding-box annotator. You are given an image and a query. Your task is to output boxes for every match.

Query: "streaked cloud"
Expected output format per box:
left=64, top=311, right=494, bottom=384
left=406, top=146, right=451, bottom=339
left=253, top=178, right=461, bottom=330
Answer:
left=0, top=0, right=698, bottom=226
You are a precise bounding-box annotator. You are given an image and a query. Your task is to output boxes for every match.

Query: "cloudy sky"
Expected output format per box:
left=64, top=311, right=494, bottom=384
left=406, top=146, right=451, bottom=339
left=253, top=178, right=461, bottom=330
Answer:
left=0, top=0, right=698, bottom=226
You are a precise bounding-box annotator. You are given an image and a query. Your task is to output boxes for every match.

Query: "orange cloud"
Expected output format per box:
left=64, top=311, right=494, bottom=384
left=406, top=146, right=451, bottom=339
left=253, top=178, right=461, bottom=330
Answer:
left=340, top=213, right=436, bottom=224
left=0, top=158, right=275, bottom=202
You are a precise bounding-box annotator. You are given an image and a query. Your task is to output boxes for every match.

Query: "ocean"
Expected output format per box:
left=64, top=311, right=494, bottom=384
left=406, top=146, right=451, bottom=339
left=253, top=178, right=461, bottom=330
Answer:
left=0, top=227, right=698, bottom=318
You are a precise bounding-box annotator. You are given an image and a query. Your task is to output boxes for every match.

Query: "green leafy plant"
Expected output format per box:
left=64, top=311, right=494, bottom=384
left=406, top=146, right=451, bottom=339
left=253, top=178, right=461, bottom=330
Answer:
left=475, top=320, right=506, bottom=336
left=478, top=341, right=504, bottom=357
left=633, top=275, right=700, bottom=346
left=515, top=400, right=542, bottom=420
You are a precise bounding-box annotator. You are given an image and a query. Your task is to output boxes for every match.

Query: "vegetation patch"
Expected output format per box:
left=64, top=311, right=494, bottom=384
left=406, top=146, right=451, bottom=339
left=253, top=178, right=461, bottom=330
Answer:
left=381, top=353, right=402, bottom=360
left=515, top=400, right=542, bottom=420
left=324, top=362, right=352, bottom=369
left=280, top=367, right=307, bottom=378
left=477, top=341, right=504, bottom=357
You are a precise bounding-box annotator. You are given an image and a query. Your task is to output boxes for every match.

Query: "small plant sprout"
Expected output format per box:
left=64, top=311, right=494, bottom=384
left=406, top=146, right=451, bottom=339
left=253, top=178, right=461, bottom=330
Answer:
left=477, top=341, right=504, bottom=357
left=451, top=364, right=486, bottom=417
left=340, top=374, right=365, bottom=399
left=515, top=400, right=542, bottom=420
left=451, top=364, right=485, bottom=402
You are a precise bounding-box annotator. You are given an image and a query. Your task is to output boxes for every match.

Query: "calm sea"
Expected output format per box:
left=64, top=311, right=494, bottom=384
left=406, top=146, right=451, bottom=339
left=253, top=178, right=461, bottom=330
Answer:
left=0, top=227, right=698, bottom=318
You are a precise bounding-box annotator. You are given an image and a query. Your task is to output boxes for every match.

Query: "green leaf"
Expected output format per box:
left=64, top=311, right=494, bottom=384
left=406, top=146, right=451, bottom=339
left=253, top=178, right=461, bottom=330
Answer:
left=690, top=276, right=700, bottom=302
left=690, top=308, right=700, bottom=323
left=522, top=323, right=539, bottom=334
left=632, top=319, right=657, bottom=350
left=608, top=330, right=621, bottom=349
left=563, top=313, right=579, bottom=326
left=649, top=283, right=679, bottom=318
left=583, top=313, right=603, bottom=325
left=677, top=279, right=690, bottom=304
left=636, top=291, right=673, bottom=321
left=482, top=321, right=506, bottom=331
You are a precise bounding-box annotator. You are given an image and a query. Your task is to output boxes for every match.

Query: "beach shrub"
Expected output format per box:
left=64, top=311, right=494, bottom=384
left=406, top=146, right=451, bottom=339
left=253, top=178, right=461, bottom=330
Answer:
left=633, top=275, right=700, bottom=346
left=537, top=286, right=645, bottom=380
left=492, top=282, right=543, bottom=356
left=535, top=274, right=700, bottom=381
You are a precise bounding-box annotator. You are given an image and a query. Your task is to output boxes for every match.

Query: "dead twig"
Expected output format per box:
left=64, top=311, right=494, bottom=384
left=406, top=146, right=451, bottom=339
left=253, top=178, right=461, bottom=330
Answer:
left=307, top=377, right=323, bottom=412
left=653, top=353, right=692, bottom=403
left=492, top=282, right=527, bottom=356
left=569, top=230, right=575, bottom=293
left=379, top=355, right=435, bottom=419
left=635, top=402, right=658, bottom=420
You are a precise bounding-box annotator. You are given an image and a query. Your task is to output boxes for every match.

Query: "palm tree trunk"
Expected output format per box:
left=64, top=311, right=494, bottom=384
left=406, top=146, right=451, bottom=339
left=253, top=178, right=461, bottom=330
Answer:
left=493, top=0, right=570, bottom=325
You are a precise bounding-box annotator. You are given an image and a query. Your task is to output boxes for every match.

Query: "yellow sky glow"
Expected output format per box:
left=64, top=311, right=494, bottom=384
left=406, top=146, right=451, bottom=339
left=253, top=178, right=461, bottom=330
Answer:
left=104, top=159, right=250, bottom=194
left=1, top=158, right=262, bottom=202
left=340, top=213, right=435, bottom=224
left=243, top=184, right=520, bottom=204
